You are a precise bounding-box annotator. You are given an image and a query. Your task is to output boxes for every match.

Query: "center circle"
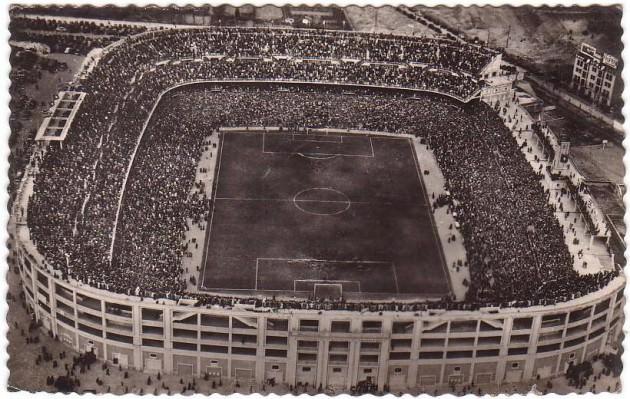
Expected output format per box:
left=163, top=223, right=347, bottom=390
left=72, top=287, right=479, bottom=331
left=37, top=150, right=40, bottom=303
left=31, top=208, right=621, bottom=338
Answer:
left=293, top=187, right=351, bottom=216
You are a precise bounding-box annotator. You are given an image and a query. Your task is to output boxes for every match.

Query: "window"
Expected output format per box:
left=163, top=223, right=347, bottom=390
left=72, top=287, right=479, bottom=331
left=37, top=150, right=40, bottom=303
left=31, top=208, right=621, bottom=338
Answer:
left=454, top=367, right=461, bottom=372
left=200, top=314, right=228, bottom=327
left=266, top=318, right=288, bottom=331
left=564, top=336, right=585, bottom=348
left=569, top=353, right=576, bottom=360
left=537, top=343, right=561, bottom=353
left=302, top=367, right=311, bottom=372
left=106, top=332, right=133, bottom=344
left=333, top=368, right=342, bottom=373
left=392, top=321, right=414, bottom=334
left=569, top=307, right=592, bottom=323
left=513, top=317, right=533, bottom=330
left=201, top=345, right=228, bottom=354
left=142, top=308, right=163, bottom=321
left=329, top=354, right=347, bottom=363
left=419, top=351, right=443, bottom=359
left=446, top=351, right=473, bottom=359
left=394, top=367, right=402, bottom=373
left=360, top=342, right=380, bottom=352
left=508, top=347, right=527, bottom=356
left=142, top=339, right=163, bottom=348
left=477, top=349, right=499, bottom=357
left=265, top=349, right=287, bottom=358
left=298, top=353, right=317, bottom=362
left=232, top=347, right=256, bottom=356
left=362, top=321, right=382, bottom=333
left=389, top=352, right=410, bottom=360
left=271, top=365, right=279, bottom=370
left=331, top=321, right=350, bottom=333
left=541, top=313, right=566, bottom=328
left=364, top=368, right=372, bottom=373
left=512, top=362, right=519, bottom=369
left=265, top=336, right=287, bottom=346
left=150, top=353, right=157, bottom=359
left=329, top=341, right=349, bottom=352
left=450, top=320, right=477, bottom=332
left=359, top=355, right=378, bottom=363
left=174, top=342, right=197, bottom=351
left=299, top=320, right=319, bottom=332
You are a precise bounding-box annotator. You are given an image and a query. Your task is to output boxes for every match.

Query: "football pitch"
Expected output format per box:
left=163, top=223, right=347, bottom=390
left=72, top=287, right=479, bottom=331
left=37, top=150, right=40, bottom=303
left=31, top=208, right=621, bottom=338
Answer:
left=200, top=131, right=450, bottom=298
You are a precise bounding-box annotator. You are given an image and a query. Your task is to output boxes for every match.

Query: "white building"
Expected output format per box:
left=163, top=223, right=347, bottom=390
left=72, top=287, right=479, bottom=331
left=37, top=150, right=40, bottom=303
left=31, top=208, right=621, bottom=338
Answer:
left=571, top=43, right=619, bottom=107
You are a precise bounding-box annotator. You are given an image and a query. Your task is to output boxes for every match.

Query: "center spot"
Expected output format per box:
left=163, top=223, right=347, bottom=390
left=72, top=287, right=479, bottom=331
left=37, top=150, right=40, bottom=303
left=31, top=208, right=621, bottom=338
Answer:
left=293, top=187, right=351, bottom=216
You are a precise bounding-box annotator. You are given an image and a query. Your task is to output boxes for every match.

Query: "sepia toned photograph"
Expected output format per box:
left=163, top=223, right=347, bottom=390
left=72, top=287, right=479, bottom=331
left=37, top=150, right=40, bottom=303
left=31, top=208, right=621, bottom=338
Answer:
left=3, top=1, right=626, bottom=396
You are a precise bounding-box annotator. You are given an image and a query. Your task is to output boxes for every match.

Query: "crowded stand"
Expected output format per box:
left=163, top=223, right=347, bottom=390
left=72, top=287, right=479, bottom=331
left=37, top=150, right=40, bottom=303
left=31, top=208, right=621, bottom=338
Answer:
left=25, top=27, right=618, bottom=312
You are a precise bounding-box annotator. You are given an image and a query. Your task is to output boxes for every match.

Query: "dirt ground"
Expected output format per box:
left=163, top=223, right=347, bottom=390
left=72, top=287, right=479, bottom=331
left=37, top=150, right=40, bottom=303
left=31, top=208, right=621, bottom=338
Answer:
left=345, top=5, right=436, bottom=36
left=570, top=144, right=625, bottom=184
left=255, top=5, right=283, bottom=21
left=415, top=5, right=622, bottom=76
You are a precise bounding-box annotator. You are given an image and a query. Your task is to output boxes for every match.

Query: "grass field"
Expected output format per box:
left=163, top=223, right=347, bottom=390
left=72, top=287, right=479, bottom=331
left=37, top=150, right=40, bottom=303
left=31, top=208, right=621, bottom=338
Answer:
left=200, top=131, right=450, bottom=298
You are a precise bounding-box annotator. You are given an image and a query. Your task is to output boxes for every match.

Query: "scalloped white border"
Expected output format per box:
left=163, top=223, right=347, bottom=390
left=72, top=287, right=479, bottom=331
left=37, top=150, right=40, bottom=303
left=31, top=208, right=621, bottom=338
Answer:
left=0, top=1, right=627, bottom=399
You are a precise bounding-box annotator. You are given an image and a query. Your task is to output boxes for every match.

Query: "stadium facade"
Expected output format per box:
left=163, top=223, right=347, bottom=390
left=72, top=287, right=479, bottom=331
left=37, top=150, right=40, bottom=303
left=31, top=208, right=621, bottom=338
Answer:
left=15, top=244, right=625, bottom=390
left=12, top=27, right=625, bottom=391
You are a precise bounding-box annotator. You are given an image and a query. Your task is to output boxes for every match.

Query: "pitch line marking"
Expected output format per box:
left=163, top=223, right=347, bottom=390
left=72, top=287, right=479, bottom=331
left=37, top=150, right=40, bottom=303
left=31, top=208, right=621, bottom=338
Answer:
left=262, top=149, right=375, bottom=158
left=214, top=196, right=373, bottom=205
left=391, top=263, right=400, bottom=294
left=369, top=136, right=375, bottom=157
left=255, top=258, right=259, bottom=291
left=262, top=131, right=266, bottom=153
left=306, top=280, right=361, bottom=293
left=298, top=153, right=339, bottom=160
left=407, top=138, right=452, bottom=295
left=292, top=187, right=351, bottom=216
left=291, top=134, right=342, bottom=143
left=256, top=257, right=392, bottom=264
left=261, top=132, right=374, bottom=158
left=256, top=258, right=393, bottom=292
left=200, top=132, right=225, bottom=290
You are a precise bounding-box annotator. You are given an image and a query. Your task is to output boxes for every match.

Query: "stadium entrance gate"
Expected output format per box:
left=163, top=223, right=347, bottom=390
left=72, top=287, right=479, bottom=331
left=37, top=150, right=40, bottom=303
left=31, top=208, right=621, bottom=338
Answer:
left=388, top=367, right=407, bottom=389
left=358, top=367, right=378, bottom=385
left=536, top=365, right=552, bottom=379
left=296, top=365, right=317, bottom=386
left=144, top=354, right=162, bottom=374
left=265, top=364, right=284, bottom=384
left=234, top=368, right=254, bottom=382
left=177, top=363, right=194, bottom=376
left=112, top=353, right=129, bottom=368
left=327, top=365, right=347, bottom=389
left=504, top=369, right=523, bottom=383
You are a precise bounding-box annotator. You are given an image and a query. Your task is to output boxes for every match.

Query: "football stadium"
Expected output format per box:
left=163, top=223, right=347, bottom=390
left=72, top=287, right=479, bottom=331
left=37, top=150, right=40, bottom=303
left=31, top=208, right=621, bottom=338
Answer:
left=13, top=27, right=624, bottom=392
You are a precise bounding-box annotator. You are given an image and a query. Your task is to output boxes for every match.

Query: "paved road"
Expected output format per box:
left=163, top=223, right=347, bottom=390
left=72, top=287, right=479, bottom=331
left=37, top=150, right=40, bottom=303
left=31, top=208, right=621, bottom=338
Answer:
left=526, top=74, right=623, bottom=135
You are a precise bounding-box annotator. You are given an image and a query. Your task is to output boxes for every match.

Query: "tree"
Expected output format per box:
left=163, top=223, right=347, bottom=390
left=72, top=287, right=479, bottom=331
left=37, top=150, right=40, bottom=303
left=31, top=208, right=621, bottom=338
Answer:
left=602, top=353, right=623, bottom=377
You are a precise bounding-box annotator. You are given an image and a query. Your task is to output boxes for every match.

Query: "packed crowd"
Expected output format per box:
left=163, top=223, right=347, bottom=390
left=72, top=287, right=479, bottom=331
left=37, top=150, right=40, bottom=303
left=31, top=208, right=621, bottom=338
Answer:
left=25, top=28, right=618, bottom=310
left=124, top=28, right=494, bottom=73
